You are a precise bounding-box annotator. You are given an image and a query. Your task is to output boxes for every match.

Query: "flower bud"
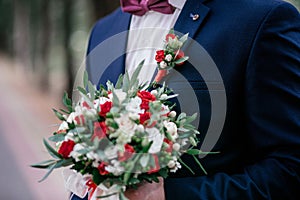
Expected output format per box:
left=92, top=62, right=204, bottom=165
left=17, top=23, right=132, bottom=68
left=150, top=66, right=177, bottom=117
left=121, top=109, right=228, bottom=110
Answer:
left=165, top=54, right=173, bottom=62
left=168, top=111, right=177, bottom=118
left=173, top=143, right=181, bottom=151
left=167, top=160, right=176, bottom=168
left=160, top=61, right=168, bottom=69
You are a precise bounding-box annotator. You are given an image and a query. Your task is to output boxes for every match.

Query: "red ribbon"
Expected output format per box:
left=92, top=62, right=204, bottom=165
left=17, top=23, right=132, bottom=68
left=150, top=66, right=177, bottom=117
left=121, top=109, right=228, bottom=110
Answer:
left=86, top=179, right=97, bottom=200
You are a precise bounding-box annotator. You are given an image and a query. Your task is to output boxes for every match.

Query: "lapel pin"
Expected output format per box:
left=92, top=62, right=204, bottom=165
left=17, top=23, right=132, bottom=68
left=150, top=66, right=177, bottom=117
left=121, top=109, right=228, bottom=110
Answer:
left=190, top=13, right=200, bottom=21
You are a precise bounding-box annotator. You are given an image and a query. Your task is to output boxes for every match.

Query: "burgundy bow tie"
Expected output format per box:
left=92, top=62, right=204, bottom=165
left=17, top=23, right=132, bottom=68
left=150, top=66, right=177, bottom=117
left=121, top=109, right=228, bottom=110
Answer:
left=120, top=0, right=175, bottom=16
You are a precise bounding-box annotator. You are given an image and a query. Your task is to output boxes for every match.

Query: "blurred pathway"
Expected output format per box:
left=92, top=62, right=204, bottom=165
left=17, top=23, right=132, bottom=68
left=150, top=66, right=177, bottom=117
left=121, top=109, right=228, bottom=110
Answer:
left=0, top=56, right=69, bottom=200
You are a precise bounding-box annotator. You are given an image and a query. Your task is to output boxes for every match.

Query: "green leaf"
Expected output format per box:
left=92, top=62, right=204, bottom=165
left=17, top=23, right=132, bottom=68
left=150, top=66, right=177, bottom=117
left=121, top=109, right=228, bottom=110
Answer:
left=98, top=192, right=119, bottom=199
left=179, top=33, right=189, bottom=44
left=192, top=155, right=207, bottom=175
left=130, top=60, right=145, bottom=87
left=119, top=192, right=129, bottom=200
left=38, top=159, right=72, bottom=182
left=43, top=138, right=62, bottom=159
left=62, top=92, right=72, bottom=108
left=174, top=56, right=189, bottom=64
left=178, top=157, right=195, bottom=175
left=52, top=109, right=65, bottom=121
left=77, top=86, right=87, bottom=95
left=48, top=134, right=66, bottom=142
left=186, top=149, right=202, bottom=155
left=158, top=168, right=169, bottom=178
left=88, top=81, right=96, bottom=101
left=83, top=70, right=89, bottom=88
left=184, top=113, right=197, bottom=124
left=31, top=159, right=56, bottom=169
left=115, top=74, right=124, bottom=89
left=122, top=70, right=130, bottom=92
left=38, top=163, right=57, bottom=182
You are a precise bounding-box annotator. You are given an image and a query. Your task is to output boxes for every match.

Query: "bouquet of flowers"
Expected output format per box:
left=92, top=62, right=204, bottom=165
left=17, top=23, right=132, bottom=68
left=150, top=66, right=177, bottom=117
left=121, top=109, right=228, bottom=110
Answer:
left=32, top=31, right=208, bottom=200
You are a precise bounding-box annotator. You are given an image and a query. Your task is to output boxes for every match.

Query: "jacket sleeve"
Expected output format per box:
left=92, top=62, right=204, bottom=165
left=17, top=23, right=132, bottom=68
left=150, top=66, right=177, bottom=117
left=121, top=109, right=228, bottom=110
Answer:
left=164, top=2, right=300, bottom=200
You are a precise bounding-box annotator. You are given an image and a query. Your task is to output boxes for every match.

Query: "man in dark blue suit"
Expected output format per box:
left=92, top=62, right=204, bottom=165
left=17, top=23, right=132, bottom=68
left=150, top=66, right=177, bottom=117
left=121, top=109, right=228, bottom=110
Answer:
left=73, top=0, right=300, bottom=199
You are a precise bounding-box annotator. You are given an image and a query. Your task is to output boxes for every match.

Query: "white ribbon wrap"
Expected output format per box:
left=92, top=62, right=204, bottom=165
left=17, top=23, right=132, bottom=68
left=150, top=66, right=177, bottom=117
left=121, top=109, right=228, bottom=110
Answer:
left=63, top=169, right=121, bottom=200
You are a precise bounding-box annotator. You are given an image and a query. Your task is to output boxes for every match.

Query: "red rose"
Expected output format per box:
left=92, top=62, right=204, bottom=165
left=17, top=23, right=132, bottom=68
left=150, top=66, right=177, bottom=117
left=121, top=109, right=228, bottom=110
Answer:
left=74, top=115, right=85, bottom=125
left=58, top=140, right=75, bottom=158
left=155, top=50, right=165, bottom=63
left=175, top=50, right=185, bottom=66
left=148, top=154, right=160, bottom=174
left=139, top=112, right=151, bottom=125
left=92, top=121, right=107, bottom=140
left=98, top=162, right=109, bottom=175
left=118, top=144, right=135, bottom=162
left=164, top=138, right=173, bottom=153
left=137, top=91, right=156, bottom=110
left=165, top=33, right=176, bottom=42
left=99, top=101, right=112, bottom=117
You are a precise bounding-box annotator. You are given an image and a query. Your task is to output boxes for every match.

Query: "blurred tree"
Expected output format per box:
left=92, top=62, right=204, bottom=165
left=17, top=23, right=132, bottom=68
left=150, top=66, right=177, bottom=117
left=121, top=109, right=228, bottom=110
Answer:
left=0, top=0, right=13, bottom=54
left=91, top=0, right=120, bottom=21
left=63, top=0, right=75, bottom=96
left=13, top=0, right=31, bottom=70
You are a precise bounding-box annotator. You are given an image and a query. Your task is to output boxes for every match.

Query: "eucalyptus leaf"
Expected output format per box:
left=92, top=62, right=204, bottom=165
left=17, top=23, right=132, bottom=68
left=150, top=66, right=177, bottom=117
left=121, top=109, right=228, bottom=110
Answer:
left=174, top=56, right=189, bottom=64
left=115, top=74, right=124, bottom=89
left=31, top=159, right=56, bottom=169
left=48, top=134, right=66, bottom=142
left=179, top=33, right=189, bottom=43
left=52, top=109, right=65, bottom=121
left=43, top=138, right=62, bottom=159
left=83, top=70, right=89, bottom=88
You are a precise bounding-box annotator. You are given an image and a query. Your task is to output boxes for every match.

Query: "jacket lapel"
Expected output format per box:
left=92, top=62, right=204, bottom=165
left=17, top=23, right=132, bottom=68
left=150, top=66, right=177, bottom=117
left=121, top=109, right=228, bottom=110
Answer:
left=174, top=0, right=210, bottom=39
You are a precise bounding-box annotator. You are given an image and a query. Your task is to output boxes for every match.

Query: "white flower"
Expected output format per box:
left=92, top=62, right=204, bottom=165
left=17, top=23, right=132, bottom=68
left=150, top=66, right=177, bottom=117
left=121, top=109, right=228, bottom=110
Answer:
left=164, top=121, right=178, bottom=140
left=136, top=124, right=145, bottom=132
left=167, top=160, right=176, bottom=168
left=109, top=89, right=127, bottom=103
left=94, top=97, right=110, bottom=109
left=165, top=54, right=173, bottom=62
left=126, top=97, right=143, bottom=114
left=150, top=90, right=158, bottom=96
left=104, top=146, right=118, bottom=160
left=86, top=151, right=100, bottom=161
left=170, top=160, right=182, bottom=173
left=173, top=143, right=181, bottom=151
left=105, top=160, right=124, bottom=176
left=160, top=61, right=168, bottom=69
left=69, top=144, right=85, bottom=162
left=168, top=111, right=177, bottom=118
left=160, top=94, right=168, bottom=100
left=111, top=114, right=137, bottom=144
left=129, top=112, right=140, bottom=121
left=146, top=127, right=164, bottom=154
left=65, top=132, right=75, bottom=141
left=58, top=121, right=69, bottom=131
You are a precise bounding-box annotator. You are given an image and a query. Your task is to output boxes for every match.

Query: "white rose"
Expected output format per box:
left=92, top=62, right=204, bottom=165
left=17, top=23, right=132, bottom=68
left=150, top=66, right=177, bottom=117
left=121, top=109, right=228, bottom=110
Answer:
left=146, top=127, right=164, bottom=154
left=164, top=121, right=178, bottom=140
left=160, top=61, right=168, bottom=69
left=126, top=97, right=143, bottom=114
left=165, top=54, right=173, bottom=62
left=69, top=144, right=85, bottom=162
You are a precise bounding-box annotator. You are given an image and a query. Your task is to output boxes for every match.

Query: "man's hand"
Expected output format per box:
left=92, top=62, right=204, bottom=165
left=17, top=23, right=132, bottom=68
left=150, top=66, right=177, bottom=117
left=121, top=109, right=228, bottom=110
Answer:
left=125, top=178, right=165, bottom=200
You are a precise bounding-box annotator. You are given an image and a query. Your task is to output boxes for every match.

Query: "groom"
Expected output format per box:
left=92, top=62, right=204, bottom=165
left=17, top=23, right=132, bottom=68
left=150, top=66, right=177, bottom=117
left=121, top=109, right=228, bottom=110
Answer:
left=74, top=0, right=300, bottom=199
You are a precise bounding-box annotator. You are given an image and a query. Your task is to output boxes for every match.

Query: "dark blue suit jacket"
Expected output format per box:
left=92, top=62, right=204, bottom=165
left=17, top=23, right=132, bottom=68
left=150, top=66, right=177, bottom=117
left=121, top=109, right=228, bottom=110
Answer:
left=73, top=0, right=300, bottom=199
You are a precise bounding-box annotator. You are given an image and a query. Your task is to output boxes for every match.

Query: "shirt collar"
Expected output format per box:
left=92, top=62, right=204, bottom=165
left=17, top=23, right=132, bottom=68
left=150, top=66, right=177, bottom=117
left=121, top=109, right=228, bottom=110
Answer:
left=169, top=0, right=186, bottom=10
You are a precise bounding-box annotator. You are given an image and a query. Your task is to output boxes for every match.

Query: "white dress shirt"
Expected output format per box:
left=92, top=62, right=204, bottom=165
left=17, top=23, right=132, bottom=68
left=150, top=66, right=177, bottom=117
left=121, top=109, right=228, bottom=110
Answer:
left=125, top=0, right=186, bottom=84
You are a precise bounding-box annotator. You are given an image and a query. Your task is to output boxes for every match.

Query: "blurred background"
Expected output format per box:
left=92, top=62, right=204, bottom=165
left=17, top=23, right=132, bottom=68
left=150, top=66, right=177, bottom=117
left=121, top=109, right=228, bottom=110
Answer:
left=0, top=0, right=299, bottom=199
